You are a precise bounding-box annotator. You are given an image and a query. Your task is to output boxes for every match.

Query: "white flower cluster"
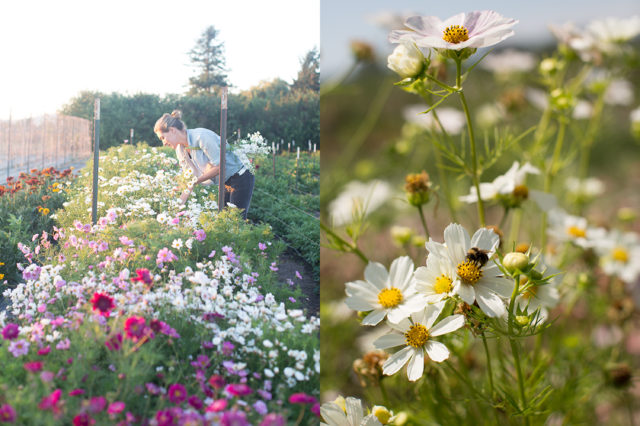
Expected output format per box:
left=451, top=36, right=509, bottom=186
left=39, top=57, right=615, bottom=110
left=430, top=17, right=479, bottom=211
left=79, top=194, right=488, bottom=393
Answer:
left=231, top=132, right=272, bottom=174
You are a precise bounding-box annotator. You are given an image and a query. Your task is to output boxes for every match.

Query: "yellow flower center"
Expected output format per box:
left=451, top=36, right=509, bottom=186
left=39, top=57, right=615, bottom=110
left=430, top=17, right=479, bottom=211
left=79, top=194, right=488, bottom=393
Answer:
left=457, top=260, right=482, bottom=285
left=612, top=247, right=629, bottom=263
left=405, top=323, right=430, bottom=348
left=521, top=285, right=538, bottom=299
left=567, top=226, right=586, bottom=238
left=443, top=25, right=469, bottom=44
left=434, top=275, right=453, bottom=294
left=378, top=287, right=403, bottom=308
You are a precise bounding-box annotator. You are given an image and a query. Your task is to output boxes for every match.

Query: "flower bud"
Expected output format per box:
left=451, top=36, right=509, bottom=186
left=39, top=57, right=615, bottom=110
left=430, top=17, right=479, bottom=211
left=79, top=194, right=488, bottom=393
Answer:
left=502, top=252, right=529, bottom=273
left=388, top=43, right=425, bottom=79
left=411, top=235, right=427, bottom=248
left=390, top=226, right=413, bottom=246
left=550, top=88, right=575, bottom=111
left=351, top=40, right=375, bottom=62
left=404, top=171, right=431, bottom=207
left=617, top=207, right=637, bottom=223
left=516, top=315, right=531, bottom=326
left=372, top=406, right=393, bottom=424
left=539, top=58, right=558, bottom=76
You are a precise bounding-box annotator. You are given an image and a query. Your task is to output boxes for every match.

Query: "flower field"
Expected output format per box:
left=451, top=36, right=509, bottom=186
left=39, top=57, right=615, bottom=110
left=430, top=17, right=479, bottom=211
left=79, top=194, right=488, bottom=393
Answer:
left=0, top=144, right=319, bottom=424
left=321, top=9, right=640, bottom=426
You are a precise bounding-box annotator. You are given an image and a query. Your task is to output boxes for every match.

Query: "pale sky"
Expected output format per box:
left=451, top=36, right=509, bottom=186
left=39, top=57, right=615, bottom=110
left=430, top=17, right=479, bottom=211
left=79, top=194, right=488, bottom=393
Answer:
left=1, top=0, right=320, bottom=120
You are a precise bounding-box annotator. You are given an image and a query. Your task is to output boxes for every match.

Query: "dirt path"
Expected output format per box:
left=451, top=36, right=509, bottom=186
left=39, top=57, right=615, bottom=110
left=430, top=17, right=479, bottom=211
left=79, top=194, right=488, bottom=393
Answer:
left=276, top=249, right=319, bottom=317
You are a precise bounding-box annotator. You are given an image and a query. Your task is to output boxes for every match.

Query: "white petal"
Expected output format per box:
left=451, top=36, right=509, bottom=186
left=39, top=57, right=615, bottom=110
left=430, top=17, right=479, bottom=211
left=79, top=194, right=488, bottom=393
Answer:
left=362, top=309, right=387, bottom=326
left=389, top=256, right=414, bottom=291
left=364, top=262, right=388, bottom=291
left=344, top=295, right=376, bottom=312
left=470, top=227, right=500, bottom=253
left=345, top=397, right=364, bottom=425
left=422, top=300, right=445, bottom=328
left=444, top=223, right=470, bottom=264
left=374, top=333, right=406, bottom=350
left=345, top=280, right=378, bottom=298
left=382, top=346, right=413, bottom=376
left=407, top=348, right=425, bottom=381
left=387, top=306, right=412, bottom=324
left=320, top=403, right=347, bottom=426
left=477, top=273, right=513, bottom=299
left=430, top=314, right=465, bottom=336
left=456, top=282, right=476, bottom=305
left=425, top=340, right=450, bottom=362
left=475, top=287, right=507, bottom=317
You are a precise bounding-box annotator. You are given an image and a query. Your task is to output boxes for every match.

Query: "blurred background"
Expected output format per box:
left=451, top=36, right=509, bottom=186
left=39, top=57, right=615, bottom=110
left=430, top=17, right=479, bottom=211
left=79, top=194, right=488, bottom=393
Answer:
left=319, top=0, right=640, bottom=412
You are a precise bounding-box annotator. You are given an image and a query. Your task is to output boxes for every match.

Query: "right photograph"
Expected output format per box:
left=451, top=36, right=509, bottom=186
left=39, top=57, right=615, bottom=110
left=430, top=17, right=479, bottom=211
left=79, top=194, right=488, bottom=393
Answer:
left=320, top=1, right=640, bottom=424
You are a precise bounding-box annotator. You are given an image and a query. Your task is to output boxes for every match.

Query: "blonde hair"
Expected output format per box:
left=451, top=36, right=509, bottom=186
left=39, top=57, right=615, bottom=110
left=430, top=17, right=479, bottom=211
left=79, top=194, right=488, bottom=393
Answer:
left=154, top=110, right=187, bottom=133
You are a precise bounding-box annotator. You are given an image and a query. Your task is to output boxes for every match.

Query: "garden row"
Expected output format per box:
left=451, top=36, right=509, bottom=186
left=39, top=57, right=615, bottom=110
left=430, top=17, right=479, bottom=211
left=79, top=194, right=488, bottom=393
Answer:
left=250, top=152, right=320, bottom=279
left=0, top=144, right=319, bottom=425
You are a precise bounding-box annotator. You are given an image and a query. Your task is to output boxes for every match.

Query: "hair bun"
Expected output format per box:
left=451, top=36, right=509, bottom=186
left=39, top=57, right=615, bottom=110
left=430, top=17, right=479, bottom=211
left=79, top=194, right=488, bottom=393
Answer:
left=170, top=110, right=182, bottom=119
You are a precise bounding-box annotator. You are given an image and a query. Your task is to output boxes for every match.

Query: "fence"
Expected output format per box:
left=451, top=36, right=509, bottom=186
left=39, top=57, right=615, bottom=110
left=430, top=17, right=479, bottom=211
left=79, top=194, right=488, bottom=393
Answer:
left=0, top=114, right=92, bottom=179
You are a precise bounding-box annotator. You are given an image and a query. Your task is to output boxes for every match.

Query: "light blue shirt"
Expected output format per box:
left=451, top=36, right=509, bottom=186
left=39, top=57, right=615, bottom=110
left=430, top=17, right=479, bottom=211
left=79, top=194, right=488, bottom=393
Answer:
left=187, top=128, right=244, bottom=184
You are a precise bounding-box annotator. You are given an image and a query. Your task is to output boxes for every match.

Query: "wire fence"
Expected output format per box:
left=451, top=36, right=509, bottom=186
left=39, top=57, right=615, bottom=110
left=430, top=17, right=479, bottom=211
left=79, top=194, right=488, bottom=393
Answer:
left=0, top=114, right=92, bottom=179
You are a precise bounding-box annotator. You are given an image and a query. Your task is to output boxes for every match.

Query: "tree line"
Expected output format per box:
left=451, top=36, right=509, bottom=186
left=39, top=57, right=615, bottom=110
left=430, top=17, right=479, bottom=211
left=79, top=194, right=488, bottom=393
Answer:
left=59, top=26, right=319, bottom=149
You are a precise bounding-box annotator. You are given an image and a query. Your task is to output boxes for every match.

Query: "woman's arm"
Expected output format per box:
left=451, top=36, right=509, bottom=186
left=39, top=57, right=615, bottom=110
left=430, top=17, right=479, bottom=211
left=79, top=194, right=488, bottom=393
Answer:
left=179, top=164, right=221, bottom=204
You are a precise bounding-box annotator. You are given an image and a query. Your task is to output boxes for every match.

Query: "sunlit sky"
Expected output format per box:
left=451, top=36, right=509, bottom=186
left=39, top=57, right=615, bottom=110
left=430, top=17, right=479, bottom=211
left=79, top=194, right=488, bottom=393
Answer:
left=321, top=0, right=640, bottom=79
left=1, top=0, right=319, bottom=120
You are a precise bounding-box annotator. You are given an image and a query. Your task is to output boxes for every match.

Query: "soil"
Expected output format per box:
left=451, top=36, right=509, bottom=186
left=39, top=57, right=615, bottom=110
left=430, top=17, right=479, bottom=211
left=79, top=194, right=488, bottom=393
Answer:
left=276, top=248, right=319, bottom=317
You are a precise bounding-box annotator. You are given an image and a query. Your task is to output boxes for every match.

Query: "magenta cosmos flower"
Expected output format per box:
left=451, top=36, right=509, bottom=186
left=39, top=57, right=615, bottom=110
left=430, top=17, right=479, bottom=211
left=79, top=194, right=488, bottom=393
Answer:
left=389, top=10, right=518, bottom=50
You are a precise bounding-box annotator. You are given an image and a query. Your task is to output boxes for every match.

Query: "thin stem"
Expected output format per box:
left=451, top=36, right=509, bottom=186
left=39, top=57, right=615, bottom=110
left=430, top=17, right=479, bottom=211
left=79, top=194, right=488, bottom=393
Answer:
left=508, top=209, right=522, bottom=250
left=320, top=223, right=369, bottom=264
left=456, top=59, right=486, bottom=227
left=444, top=360, right=492, bottom=405
left=482, top=332, right=496, bottom=398
left=578, top=88, right=606, bottom=180
left=508, top=274, right=530, bottom=424
left=431, top=109, right=459, bottom=222
left=499, top=207, right=511, bottom=232
left=541, top=119, right=567, bottom=252
left=320, top=61, right=359, bottom=97
left=417, top=204, right=430, bottom=239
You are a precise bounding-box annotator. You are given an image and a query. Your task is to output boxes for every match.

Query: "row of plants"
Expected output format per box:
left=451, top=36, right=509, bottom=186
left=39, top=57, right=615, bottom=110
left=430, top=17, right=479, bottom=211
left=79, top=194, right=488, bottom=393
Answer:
left=0, top=167, right=74, bottom=285
left=250, top=152, right=320, bottom=279
left=0, top=144, right=320, bottom=424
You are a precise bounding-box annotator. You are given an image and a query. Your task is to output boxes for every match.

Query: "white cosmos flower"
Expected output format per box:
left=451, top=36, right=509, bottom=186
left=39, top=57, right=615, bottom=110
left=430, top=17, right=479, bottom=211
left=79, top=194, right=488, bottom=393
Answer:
left=547, top=208, right=606, bottom=249
left=345, top=256, right=425, bottom=325
left=459, top=161, right=554, bottom=210
left=425, top=224, right=513, bottom=317
left=480, top=49, right=536, bottom=74
left=320, top=396, right=383, bottom=426
left=389, top=10, right=518, bottom=51
left=594, top=230, right=640, bottom=284
left=414, top=252, right=460, bottom=303
left=387, top=42, right=425, bottom=79
left=587, top=16, right=640, bottom=44
left=604, top=79, right=634, bottom=106
left=403, top=105, right=466, bottom=135
left=329, top=180, right=393, bottom=227
left=516, top=258, right=560, bottom=321
left=374, top=301, right=465, bottom=381
left=565, top=177, right=605, bottom=199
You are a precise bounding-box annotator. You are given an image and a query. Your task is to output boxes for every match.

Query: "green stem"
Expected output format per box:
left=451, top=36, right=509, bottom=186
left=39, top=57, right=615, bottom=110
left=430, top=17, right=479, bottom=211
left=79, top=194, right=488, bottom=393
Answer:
left=456, top=59, right=485, bottom=227
left=499, top=207, right=510, bottom=232
left=508, top=209, right=522, bottom=250
left=541, top=119, right=567, bottom=252
left=417, top=204, right=430, bottom=239
left=482, top=332, right=496, bottom=398
left=508, top=274, right=530, bottom=424
left=320, top=223, right=369, bottom=264
left=320, top=61, right=359, bottom=97
left=431, top=109, right=459, bottom=222
left=444, top=360, right=492, bottom=405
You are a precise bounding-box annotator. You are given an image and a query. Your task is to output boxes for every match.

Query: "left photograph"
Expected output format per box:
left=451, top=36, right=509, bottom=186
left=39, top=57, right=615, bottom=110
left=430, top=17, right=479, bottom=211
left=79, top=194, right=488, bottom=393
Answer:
left=0, top=1, right=319, bottom=424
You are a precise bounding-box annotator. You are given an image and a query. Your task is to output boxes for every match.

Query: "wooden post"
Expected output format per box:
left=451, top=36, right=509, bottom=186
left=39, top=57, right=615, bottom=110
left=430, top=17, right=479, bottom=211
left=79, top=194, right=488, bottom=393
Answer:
left=130, top=128, right=134, bottom=145
left=218, top=87, right=228, bottom=212
left=6, top=112, right=11, bottom=180
left=91, top=99, right=100, bottom=224
left=272, top=142, right=276, bottom=178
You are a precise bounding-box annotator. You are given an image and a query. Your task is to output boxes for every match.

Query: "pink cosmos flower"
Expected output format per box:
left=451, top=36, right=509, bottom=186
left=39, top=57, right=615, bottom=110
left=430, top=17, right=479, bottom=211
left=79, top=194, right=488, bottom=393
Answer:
left=130, top=268, right=153, bottom=286
left=167, top=384, right=187, bottom=404
left=88, top=396, right=106, bottom=413
left=208, top=375, right=226, bottom=389
left=124, top=316, right=146, bottom=341
left=155, top=410, right=175, bottom=426
left=187, top=395, right=203, bottom=411
left=0, top=404, right=16, bottom=423
left=205, top=399, right=228, bottom=412
left=258, top=242, right=267, bottom=251
left=222, top=341, right=235, bottom=356
left=2, top=323, right=19, bottom=340
left=23, top=361, right=43, bottom=372
left=156, top=247, right=177, bottom=264
left=90, top=292, right=115, bottom=317
left=72, top=413, right=96, bottom=426
left=8, top=339, right=29, bottom=357
left=260, top=413, right=286, bottom=426
left=69, top=389, right=85, bottom=396
left=311, top=403, right=321, bottom=417
left=38, top=389, right=62, bottom=414
left=38, top=346, right=51, bottom=356
left=105, top=333, right=123, bottom=351
left=40, top=371, right=55, bottom=382
left=288, top=393, right=317, bottom=404
left=193, top=229, right=206, bottom=241
left=107, top=401, right=125, bottom=415
left=225, top=383, right=253, bottom=397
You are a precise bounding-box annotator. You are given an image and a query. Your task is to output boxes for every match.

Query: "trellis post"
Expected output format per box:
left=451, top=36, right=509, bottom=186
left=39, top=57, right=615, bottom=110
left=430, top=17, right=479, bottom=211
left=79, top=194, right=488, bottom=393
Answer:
left=91, top=98, right=100, bottom=225
left=218, top=87, right=228, bottom=212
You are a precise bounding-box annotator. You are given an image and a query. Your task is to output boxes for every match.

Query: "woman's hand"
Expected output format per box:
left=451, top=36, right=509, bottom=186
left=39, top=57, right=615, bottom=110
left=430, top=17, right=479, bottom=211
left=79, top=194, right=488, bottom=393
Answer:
left=179, top=186, right=193, bottom=205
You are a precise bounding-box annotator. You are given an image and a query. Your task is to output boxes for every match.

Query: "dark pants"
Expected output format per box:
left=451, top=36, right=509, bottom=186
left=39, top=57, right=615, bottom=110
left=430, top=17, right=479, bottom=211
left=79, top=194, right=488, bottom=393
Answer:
left=224, top=171, right=254, bottom=220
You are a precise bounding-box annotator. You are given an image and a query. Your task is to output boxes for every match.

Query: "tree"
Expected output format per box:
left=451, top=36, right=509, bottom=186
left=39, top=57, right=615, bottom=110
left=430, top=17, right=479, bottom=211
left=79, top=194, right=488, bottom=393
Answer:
left=292, top=47, right=320, bottom=92
left=187, top=26, right=229, bottom=95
